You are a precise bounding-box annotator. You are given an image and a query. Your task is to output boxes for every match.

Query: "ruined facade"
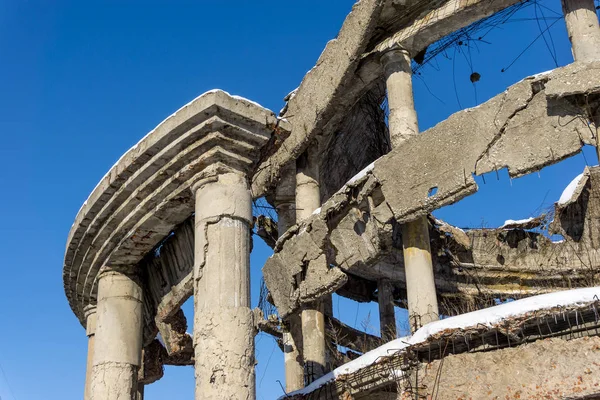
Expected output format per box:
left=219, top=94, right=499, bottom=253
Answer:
left=64, top=0, right=600, bottom=399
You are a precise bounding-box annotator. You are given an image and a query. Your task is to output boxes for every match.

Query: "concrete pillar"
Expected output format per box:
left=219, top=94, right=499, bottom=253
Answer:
left=401, top=218, right=439, bottom=331
left=193, top=171, right=255, bottom=400
left=382, top=49, right=419, bottom=148
left=296, top=149, right=327, bottom=383
left=84, top=305, right=97, bottom=400
left=561, top=0, right=600, bottom=161
left=90, top=268, right=143, bottom=400
left=377, top=279, right=397, bottom=340
left=275, top=166, right=305, bottom=392
left=382, top=48, right=439, bottom=333
left=562, top=0, right=600, bottom=63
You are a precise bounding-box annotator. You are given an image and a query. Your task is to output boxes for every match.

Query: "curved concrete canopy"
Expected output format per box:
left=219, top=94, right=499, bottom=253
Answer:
left=63, top=90, right=280, bottom=325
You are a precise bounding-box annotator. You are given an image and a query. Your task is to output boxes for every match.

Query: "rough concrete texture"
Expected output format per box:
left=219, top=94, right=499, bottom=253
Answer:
left=91, top=269, right=143, bottom=400
left=90, top=362, right=139, bottom=400
left=403, top=336, right=600, bottom=399
left=263, top=218, right=347, bottom=318
left=263, top=63, right=600, bottom=318
left=402, top=218, right=439, bottom=331
left=155, top=309, right=193, bottom=360
left=64, top=90, right=277, bottom=327
left=194, top=308, right=255, bottom=400
left=193, top=171, right=255, bottom=400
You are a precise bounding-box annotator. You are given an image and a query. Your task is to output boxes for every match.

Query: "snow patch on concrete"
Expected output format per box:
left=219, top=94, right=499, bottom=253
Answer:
left=283, top=287, right=600, bottom=398
left=558, top=172, right=585, bottom=205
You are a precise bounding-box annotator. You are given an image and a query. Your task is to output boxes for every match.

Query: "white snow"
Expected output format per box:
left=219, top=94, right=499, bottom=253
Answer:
left=282, top=287, right=600, bottom=398
left=346, top=162, right=375, bottom=186
left=410, top=287, right=600, bottom=343
left=499, top=217, right=534, bottom=229
left=312, top=207, right=322, bottom=215
left=231, top=94, right=265, bottom=109
left=558, top=172, right=585, bottom=205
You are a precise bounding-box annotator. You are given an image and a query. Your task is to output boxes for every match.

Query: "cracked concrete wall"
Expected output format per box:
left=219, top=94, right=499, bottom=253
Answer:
left=402, top=336, right=600, bottom=399
left=263, top=62, right=600, bottom=319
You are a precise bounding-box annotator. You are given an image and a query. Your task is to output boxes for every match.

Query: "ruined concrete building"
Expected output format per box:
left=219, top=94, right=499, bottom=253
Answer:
left=64, top=0, right=600, bottom=399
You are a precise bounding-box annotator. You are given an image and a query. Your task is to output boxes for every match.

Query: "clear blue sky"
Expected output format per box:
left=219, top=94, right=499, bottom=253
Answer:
left=0, top=1, right=597, bottom=400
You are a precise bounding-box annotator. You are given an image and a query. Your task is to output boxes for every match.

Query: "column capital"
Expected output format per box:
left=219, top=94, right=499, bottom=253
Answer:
left=380, top=47, right=412, bottom=74
left=98, top=265, right=141, bottom=281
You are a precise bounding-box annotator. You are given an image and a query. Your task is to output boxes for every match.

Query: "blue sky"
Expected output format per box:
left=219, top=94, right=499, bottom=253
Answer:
left=0, top=1, right=597, bottom=400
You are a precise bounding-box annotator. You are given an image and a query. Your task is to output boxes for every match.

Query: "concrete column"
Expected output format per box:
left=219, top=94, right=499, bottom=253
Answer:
left=382, top=49, right=419, bottom=148
left=562, top=0, right=600, bottom=63
left=401, top=218, right=439, bottom=331
left=193, top=171, right=255, bottom=400
left=377, top=279, right=397, bottom=340
left=90, top=268, right=143, bottom=400
left=84, top=305, right=97, bottom=400
left=382, top=48, right=439, bottom=333
left=296, top=149, right=327, bottom=384
left=561, top=0, right=600, bottom=161
left=275, top=166, right=305, bottom=392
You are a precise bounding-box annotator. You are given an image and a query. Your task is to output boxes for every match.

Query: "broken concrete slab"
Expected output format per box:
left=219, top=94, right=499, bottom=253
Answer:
left=263, top=63, right=599, bottom=319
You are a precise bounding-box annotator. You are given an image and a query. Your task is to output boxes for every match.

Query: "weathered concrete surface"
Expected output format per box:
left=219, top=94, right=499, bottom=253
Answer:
left=193, top=171, right=255, bottom=400
left=90, top=269, right=143, bottom=400
left=263, top=63, right=600, bottom=318
left=403, top=336, right=600, bottom=399
left=263, top=218, right=347, bottom=318
left=64, top=90, right=277, bottom=328
left=155, top=309, right=193, bottom=361
left=297, top=148, right=330, bottom=383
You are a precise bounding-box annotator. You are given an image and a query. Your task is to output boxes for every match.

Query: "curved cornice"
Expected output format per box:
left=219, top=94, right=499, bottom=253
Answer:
left=64, top=90, right=281, bottom=325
